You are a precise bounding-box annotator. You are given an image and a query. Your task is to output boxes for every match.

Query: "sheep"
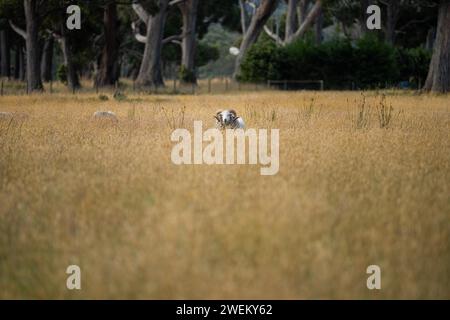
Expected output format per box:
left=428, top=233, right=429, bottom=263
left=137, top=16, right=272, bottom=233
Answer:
left=214, top=109, right=245, bottom=130
left=92, top=111, right=118, bottom=123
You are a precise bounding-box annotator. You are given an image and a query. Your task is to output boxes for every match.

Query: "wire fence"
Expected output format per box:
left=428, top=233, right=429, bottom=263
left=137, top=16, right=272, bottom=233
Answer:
left=267, top=80, right=324, bottom=91
left=0, top=77, right=422, bottom=96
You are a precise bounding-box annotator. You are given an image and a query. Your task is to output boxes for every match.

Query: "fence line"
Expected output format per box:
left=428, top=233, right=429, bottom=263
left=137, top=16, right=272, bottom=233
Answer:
left=268, top=80, right=324, bottom=91
left=0, top=77, right=423, bottom=96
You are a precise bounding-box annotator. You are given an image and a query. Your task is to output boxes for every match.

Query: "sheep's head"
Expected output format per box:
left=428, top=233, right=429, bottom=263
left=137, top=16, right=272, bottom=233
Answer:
left=215, top=109, right=237, bottom=127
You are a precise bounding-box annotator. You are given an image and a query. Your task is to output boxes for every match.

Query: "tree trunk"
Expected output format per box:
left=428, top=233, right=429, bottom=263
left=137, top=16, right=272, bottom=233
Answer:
left=285, top=0, right=299, bottom=42
left=95, top=2, right=120, bottom=87
left=359, top=0, right=370, bottom=35
left=234, top=0, right=279, bottom=79
left=14, top=44, right=21, bottom=79
left=0, top=30, right=11, bottom=78
left=286, top=0, right=322, bottom=44
left=60, top=22, right=80, bottom=90
left=425, top=26, right=436, bottom=51
left=24, top=0, right=43, bottom=91
left=19, top=44, right=26, bottom=81
left=179, top=0, right=199, bottom=83
left=314, top=6, right=323, bottom=45
left=40, top=37, right=54, bottom=82
left=239, top=0, right=248, bottom=35
left=135, top=0, right=168, bottom=87
left=384, top=0, right=399, bottom=45
left=423, top=0, right=450, bottom=93
left=297, top=0, right=309, bottom=26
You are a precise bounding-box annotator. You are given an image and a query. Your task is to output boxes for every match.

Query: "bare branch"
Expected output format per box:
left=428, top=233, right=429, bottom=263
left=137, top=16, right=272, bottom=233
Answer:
left=131, top=22, right=147, bottom=43
left=288, top=0, right=322, bottom=44
left=9, top=20, right=27, bottom=40
left=263, top=25, right=284, bottom=44
left=162, top=34, right=183, bottom=44
left=239, top=0, right=248, bottom=35
left=132, top=3, right=149, bottom=23
left=169, top=0, right=187, bottom=6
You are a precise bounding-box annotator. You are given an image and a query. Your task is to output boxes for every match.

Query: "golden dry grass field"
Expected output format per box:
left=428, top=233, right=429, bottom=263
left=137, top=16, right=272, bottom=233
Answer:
left=0, top=88, right=449, bottom=299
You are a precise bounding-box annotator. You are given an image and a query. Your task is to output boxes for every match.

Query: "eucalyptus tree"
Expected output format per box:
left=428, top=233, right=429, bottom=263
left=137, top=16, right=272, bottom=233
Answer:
left=423, top=0, right=450, bottom=93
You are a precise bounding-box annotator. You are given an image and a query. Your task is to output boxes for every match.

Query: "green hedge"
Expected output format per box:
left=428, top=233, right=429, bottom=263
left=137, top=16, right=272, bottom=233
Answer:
left=240, top=36, right=431, bottom=89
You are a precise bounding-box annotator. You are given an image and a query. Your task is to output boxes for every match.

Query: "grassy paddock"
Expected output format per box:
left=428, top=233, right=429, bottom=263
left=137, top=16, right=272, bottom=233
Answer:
left=0, top=90, right=449, bottom=299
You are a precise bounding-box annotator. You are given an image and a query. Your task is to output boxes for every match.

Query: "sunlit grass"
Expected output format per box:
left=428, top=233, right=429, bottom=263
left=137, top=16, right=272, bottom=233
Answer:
left=0, top=89, right=449, bottom=299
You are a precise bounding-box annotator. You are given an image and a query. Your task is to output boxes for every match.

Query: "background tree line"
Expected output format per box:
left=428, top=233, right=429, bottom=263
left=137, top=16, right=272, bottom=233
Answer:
left=0, top=0, right=448, bottom=93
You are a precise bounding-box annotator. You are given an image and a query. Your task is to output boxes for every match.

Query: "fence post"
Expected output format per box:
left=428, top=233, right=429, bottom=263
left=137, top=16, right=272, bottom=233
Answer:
left=320, top=80, right=324, bottom=91
left=191, top=83, right=195, bottom=95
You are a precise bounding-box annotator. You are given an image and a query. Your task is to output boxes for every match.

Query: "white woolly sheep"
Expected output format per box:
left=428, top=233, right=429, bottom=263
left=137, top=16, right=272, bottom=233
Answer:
left=93, top=111, right=118, bottom=122
left=214, top=109, right=245, bottom=130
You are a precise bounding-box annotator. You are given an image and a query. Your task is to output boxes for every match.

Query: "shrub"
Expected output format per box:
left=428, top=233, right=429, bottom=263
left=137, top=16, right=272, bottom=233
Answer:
left=239, top=35, right=430, bottom=89
left=195, top=43, right=220, bottom=68
left=57, top=64, right=68, bottom=84
left=179, top=65, right=196, bottom=83
left=395, top=47, right=431, bottom=86
left=239, top=39, right=284, bottom=82
left=353, top=36, right=397, bottom=88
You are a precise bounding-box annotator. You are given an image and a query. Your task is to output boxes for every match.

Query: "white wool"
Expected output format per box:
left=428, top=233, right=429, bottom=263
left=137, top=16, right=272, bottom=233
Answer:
left=234, top=117, right=245, bottom=129
left=93, top=111, right=118, bottom=122
left=215, top=109, right=245, bottom=129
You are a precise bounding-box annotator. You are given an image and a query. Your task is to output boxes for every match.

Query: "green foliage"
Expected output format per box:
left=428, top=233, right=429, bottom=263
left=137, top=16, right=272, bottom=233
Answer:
left=195, top=43, right=220, bottom=68
left=57, top=65, right=68, bottom=84
left=113, top=91, right=127, bottom=102
left=179, top=65, right=196, bottom=83
left=240, top=35, right=430, bottom=89
left=198, top=23, right=241, bottom=78
left=239, top=39, right=284, bottom=82
left=353, top=36, right=398, bottom=88
left=395, top=47, right=431, bottom=86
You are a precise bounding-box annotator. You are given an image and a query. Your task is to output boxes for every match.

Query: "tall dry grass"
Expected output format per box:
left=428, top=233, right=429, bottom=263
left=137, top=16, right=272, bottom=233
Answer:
left=0, top=90, right=449, bottom=299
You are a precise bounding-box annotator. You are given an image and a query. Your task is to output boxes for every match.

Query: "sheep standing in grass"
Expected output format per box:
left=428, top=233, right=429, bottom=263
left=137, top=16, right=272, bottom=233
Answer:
left=214, top=109, right=245, bottom=129
left=93, top=111, right=118, bottom=123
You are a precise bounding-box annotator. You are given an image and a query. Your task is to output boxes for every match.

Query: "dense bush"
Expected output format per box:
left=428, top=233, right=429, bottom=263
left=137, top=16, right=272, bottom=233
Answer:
left=395, top=47, right=431, bottom=87
left=353, top=36, right=398, bottom=88
left=57, top=64, right=68, bottom=85
left=238, top=39, right=285, bottom=82
left=240, top=36, right=431, bottom=89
